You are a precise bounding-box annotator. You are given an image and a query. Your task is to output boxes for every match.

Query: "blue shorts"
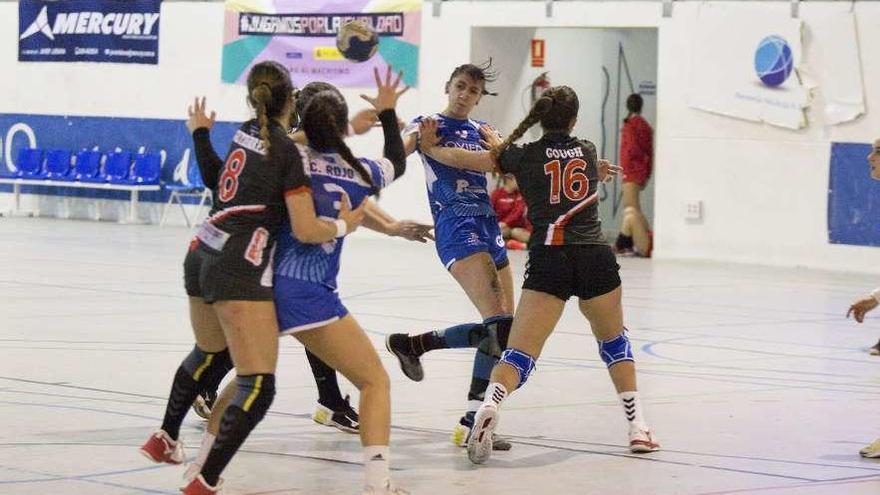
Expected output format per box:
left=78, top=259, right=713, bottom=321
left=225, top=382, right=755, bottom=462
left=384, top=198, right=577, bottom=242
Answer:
left=274, top=277, right=348, bottom=335
left=434, top=214, right=509, bottom=271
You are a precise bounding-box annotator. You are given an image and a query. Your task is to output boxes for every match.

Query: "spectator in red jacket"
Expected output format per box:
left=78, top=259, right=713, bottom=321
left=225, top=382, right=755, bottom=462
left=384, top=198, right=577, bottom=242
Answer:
left=491, top=174, right=531, bottom=250
left=614, top=94, right=653, bottom=257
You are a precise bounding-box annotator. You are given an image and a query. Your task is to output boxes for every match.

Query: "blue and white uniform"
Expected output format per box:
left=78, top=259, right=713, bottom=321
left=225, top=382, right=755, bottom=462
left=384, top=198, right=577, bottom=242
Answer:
left=274, top=144, right=396, bottom=334
left=405, top=114, right=508, bottom=270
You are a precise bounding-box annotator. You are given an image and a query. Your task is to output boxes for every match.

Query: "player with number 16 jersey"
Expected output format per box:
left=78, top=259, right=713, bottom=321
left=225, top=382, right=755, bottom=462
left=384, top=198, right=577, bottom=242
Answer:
left=496, top=132, right=604, bottom=249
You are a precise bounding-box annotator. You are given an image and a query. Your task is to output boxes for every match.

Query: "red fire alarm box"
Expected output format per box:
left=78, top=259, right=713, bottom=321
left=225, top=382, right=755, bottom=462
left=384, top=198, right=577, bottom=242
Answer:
left=531, top=39, right=545, bottom=67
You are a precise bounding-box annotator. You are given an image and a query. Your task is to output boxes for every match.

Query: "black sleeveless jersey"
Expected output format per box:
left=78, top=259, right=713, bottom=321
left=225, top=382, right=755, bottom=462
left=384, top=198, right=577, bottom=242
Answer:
left=204, top=119, right=311, bottom=240
left=497, top=132, right=606, bottom=248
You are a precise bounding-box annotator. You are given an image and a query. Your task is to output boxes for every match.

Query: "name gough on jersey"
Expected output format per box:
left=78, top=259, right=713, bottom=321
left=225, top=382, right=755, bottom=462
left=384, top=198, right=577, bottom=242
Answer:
left=20, top=6, right=159, bottom=41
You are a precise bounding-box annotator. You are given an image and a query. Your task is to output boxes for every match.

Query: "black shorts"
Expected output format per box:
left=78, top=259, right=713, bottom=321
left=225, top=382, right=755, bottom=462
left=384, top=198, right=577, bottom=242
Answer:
left=183, top=235, right=275, bottom=304
left=522, top=244, right=621, bottom=301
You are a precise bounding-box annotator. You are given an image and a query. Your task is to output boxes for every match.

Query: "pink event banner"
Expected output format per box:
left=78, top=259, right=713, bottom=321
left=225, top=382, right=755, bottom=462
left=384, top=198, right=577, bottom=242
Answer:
left=221, top=0, right=421, bottom=88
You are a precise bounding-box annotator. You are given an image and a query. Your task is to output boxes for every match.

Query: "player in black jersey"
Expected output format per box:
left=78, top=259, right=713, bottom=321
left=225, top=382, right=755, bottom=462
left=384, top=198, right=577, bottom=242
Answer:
left=182, top=81, right=431, bottom=486
left=140, top=61, right=367, bottom=495
left=416, top=85, right=660, bottom=465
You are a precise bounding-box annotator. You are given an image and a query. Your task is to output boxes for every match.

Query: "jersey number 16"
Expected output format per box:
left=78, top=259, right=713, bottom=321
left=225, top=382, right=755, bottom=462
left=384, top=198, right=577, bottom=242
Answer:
left=543, top=159, right=589, bottom=204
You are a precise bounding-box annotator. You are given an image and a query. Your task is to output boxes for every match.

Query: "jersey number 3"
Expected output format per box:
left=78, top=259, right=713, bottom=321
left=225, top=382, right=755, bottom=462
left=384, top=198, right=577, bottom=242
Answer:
left=218, top=149, right=247, bottom=202
left=544, top=159, right=589, bottom=204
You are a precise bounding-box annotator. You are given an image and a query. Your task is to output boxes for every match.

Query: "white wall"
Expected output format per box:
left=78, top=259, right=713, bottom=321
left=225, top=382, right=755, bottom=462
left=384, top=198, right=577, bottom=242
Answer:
left=4, top=1, right=880, bottom=273
left=656, top=1, right=880, bottom=272
left=470, top=26, right=657, bottom=231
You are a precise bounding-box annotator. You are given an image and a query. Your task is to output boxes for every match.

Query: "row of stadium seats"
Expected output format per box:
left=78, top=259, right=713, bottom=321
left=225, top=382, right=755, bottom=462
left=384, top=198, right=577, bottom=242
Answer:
left=12, top=148, right=161, bottom=185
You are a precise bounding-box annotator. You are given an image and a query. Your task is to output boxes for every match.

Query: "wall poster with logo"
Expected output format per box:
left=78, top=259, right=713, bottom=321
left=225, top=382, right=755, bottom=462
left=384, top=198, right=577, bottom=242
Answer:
left=221, top=0, right=421, bottom=88
left=18, top=0, right=161, bottom=64
left=686, top=3, right=808, bottom=129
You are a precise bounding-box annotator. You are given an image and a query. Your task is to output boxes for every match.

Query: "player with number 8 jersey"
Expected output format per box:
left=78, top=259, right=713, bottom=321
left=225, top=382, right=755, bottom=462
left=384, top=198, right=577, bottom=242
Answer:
left=187, top=113, right=310, bottom=302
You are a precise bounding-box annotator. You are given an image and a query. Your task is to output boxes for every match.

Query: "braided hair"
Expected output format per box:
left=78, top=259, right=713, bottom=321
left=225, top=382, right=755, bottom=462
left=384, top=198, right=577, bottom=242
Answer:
left=246, top=61, right=293, bottom=154
left=492, top=85, right=579, bottom=159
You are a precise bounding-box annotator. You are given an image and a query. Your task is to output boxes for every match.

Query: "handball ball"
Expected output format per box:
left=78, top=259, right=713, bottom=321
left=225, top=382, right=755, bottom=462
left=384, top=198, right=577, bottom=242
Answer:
left=754, top=35, right=793, bottom=87
left=337, top=20, right=379, bottom=63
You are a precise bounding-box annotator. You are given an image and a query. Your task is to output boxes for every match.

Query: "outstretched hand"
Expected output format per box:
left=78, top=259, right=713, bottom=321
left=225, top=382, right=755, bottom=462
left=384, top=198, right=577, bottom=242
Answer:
left=360, top=66, right=410, bottom=112
left=597, top=159, right=622, bottom=183
left=390, top=221, right=435, bottom=243
left=186, top=96, right=216, bottom=133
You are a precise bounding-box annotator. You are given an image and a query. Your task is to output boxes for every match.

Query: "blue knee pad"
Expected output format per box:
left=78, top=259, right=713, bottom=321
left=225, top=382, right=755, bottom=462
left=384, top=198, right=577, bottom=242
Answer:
left=597, top=331, right=634, bottom=368
left=499, top=348, right=536, bottom=389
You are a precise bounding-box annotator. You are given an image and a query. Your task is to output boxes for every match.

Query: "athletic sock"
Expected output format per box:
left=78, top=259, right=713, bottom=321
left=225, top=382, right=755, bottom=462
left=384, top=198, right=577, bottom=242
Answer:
left=619, top=391, right=648, bottom=431
left=363, top=445, right=391, bottom=491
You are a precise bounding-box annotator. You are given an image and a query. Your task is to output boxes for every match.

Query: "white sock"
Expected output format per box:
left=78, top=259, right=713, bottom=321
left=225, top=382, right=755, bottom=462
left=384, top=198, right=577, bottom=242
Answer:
left=484, top=382, right=508, bottom=408
left=363, top=445, right=390, bottom=491
left=467, top=399, right=482, bottom=414
left=196, top=432, right=215, bottom=467
left=619, top=391, right=648, bottom=431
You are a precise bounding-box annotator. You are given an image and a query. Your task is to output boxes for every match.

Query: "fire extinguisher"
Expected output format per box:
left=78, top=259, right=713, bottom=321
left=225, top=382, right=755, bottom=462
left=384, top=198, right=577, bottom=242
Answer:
left=530, top=72, right=551, bottom=104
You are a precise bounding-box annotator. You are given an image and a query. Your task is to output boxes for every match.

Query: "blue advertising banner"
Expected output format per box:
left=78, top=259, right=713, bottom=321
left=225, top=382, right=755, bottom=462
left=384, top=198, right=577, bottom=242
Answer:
left=19, top=0, right=162, bottom=64
left=0, top=113, right=239, bottom=202
left=828, top=142, right=880, bottom=247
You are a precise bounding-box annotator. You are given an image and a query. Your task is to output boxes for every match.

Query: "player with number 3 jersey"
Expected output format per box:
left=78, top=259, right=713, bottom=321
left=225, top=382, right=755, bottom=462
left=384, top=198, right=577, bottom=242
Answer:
left=417, top=85, right=660, bottom=466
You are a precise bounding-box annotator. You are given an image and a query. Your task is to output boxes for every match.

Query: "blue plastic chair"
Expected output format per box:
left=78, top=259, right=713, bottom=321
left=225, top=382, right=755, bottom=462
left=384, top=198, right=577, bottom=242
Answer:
left=44, top=150, right=72, bottom=180
left=160, top=160, right=212, bottom=227
left=72, top=151, right=103, bottom=182
left=129, top=153, right=161, bottom=185
left=104, top=152, right=132, bottom=183
left=14, top=148, right=45, bottom=178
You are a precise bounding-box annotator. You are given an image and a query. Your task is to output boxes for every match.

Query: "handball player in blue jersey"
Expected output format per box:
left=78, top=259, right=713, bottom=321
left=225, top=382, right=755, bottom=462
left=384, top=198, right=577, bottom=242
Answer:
left=385, top=61, right=515, bottom=450
left=272, top=68, right=410, bottom=494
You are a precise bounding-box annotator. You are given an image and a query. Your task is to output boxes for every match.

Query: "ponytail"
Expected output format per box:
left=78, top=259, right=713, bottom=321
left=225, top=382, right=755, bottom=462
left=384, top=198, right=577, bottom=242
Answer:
left=251, top=83, right=273, bottom=153
left=303, top=92, right=379, bottom=196
left=491, top=95, right=553, bottom=160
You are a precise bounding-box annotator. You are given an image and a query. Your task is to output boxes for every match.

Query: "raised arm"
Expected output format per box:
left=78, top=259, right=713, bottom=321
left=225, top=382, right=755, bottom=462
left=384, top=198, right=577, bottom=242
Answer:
left=187, top=96, right=221, bottom=189
left=418, top=118, right=497, bottom=173
left=360, top=66, right=410, bottom=180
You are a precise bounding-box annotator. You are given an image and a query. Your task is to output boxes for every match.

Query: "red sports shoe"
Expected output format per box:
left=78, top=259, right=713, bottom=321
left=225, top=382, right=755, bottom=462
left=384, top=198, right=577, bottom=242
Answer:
left=139, top=430, right=185, bottom=465
left=181, top=474, right=223, bottom=494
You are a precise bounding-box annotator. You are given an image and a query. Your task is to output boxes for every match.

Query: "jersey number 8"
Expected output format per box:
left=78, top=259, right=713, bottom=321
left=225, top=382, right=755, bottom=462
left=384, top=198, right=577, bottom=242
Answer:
left=218, top=149, right=247, bottom=202
left=543, top=158, right=589, bottom=204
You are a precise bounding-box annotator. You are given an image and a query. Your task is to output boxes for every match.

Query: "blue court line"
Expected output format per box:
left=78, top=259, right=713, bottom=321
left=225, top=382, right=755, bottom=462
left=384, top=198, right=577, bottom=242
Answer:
left=641, top=338, right=874, bottom=365
left=0, top=400, right=159, bottom=420
left=535, top=349, right=880, bottom=395
left=2, top=388, right=162, bottom=406
left=0, top=337, right=190, bottom=345
left=0, top=278, right=186, bottom=299
left=503, top=435, right=880, bottom=473
left=509, top=439, right=821, bottom=482
left=0, top=462, right=177, bottom=493
left=694, top=474, right=880, bottom=495
left=0, top=376, right=166, bottom=400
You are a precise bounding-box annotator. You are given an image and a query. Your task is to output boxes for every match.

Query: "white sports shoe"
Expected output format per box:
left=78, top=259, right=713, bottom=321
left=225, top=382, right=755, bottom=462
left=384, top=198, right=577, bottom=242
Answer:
left=466, top=404, right=500, bottom=464
left=629, top=426, right=660, bottom=453
left=859, top=438, right=880, bottom=458
left=363, top=479, right=409, bottom=495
